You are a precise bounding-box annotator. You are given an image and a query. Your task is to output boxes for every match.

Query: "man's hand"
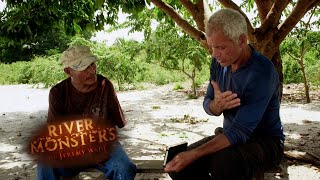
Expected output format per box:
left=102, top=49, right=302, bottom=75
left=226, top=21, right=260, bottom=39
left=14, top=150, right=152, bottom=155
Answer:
left=209, top=81, right=241, bottom=115
left=164, top=150, right=198, bottom=172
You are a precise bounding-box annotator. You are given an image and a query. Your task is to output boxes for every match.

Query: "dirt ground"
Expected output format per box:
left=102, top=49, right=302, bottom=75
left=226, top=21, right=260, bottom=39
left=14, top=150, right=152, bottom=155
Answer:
left=0, top=83, right=319, bottom=180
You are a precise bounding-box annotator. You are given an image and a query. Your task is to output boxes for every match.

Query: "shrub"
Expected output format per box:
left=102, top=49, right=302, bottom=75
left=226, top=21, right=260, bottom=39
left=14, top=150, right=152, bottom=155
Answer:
left=28, top=55, right=66, bottom=87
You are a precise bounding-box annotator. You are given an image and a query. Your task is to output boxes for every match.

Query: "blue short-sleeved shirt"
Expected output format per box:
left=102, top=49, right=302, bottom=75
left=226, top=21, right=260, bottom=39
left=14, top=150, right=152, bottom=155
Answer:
left=203, top=46, right=284, bottom=145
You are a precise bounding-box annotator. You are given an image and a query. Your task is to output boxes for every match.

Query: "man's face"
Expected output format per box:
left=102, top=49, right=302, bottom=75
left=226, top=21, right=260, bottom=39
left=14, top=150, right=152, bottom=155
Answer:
left=68, top=62, right=97, bottom=85
left=206, top=31, right=242, bottom=67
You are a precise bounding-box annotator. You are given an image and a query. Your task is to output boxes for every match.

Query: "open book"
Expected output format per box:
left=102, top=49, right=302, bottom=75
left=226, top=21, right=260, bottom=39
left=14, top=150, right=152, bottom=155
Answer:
left=163, top=142, right=188, bottom=167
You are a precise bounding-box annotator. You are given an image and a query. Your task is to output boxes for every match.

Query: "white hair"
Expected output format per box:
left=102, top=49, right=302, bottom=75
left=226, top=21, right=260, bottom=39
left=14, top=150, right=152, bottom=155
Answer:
left=206, top=9, right=247, bottom=42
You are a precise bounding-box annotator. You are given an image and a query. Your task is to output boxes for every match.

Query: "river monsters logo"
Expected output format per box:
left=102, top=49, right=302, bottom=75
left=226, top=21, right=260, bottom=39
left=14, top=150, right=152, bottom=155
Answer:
left=27, top=118, right=116, bottom=167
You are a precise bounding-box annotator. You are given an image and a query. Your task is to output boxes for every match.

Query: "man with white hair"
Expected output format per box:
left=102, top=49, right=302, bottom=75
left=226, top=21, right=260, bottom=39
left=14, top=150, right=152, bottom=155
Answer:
left=165, top=8, right=284, bottom=180
left=37, top=45, right=136, bottom=180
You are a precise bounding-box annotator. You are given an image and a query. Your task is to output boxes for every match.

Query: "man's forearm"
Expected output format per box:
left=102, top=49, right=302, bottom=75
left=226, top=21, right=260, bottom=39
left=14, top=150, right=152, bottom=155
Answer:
left=209, top=100, right=223, bottom=116
left=193, top=134, right=231, bottom=159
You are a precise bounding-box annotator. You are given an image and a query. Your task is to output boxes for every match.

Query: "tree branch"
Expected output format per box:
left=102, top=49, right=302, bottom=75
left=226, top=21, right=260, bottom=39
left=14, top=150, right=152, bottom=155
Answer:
left=286, top=52, right=299, bottom=61
left=255, top=0, right=272, bottom=20
left=304, top=7, right=316, bottom=32
left=179, top=0, right=197, bottom=17
left=201, top=0, right=212, bottom=26
left=158, top=63, right=181, bottom=72
left=181, top=59, right=193, bottom=79
left=150, top=0, right=207, bottom=47
left=194, top=0, right=206, bottom=32
left=275, top=0, right=316, bottom=47
left=218, top=0, right=254, bottom=41
left=307, top=0, right=320, bottom=11
left=285, top=150, right=320, bottom=166
left=149, top=0, right=203, bottom=40
left=178, top=0, right=206, bottom=32
left=257, top=0, right=290, bottom=35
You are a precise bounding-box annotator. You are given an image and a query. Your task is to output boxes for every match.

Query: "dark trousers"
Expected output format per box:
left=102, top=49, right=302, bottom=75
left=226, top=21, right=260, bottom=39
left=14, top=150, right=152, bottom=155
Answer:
left=168, top=135, right=284, bottom=180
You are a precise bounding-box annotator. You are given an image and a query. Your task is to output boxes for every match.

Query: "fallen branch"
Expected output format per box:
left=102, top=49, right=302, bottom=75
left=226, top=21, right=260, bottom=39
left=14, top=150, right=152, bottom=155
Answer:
left=284, top=150, right=320, bottom=167
left=307, top=151, right=320, bottom=160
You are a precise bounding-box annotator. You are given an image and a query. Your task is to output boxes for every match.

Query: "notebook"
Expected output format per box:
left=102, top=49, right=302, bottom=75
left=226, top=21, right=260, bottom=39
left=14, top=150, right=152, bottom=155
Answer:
left=163, top=141, right=188, bottom=167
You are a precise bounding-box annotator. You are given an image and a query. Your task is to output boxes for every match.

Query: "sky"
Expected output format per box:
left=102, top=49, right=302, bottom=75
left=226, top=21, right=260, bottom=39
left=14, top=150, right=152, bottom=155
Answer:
left=91, top=28, right=144, bottom=45
left=91, top=13, right=145, bottom=45
left=0, top=1, right=5, bottom=11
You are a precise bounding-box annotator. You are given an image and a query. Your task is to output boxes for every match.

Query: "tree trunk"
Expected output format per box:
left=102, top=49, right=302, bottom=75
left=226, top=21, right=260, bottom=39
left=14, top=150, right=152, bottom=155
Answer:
left=270, top=51, right=284, bottom=102
left=117, top=79, right=122, bottom=91
left=299, top=56, right=311, bottom=103
left=191, top=68, right=196, bottom=97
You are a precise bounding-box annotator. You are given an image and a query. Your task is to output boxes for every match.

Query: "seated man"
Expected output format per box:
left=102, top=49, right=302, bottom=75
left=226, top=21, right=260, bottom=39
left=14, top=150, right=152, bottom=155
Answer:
left=165, top=8, right=284, bottom=180
left=37, top=45, right=136, bottom=180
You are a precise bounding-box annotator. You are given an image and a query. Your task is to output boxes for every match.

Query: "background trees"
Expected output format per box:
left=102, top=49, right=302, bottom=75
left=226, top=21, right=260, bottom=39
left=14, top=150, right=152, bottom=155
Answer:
left=0, top=23, right=71, bottom=62
left=144, top=23, right=209, bottom=96
left=0, top=0, right=144, bottom=62
left=2, top=0, right=319, bottom=79
left=130, top=0, right=320, bottom=96
left=1, top=0, right=320, bottom=99
left=280, top=6, right=320, bottom=103
left=281, top=31, right=320, bottom=103
left=97, top=38, right=144, bottom=91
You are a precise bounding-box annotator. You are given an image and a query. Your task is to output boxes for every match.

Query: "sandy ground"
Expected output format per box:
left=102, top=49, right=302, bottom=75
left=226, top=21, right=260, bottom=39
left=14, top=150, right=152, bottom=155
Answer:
left=0, top=83, right=320, bottom=180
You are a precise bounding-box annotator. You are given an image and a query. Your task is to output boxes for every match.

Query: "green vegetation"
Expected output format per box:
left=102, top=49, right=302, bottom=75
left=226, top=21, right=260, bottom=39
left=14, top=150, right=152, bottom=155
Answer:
left=170, top=114, right=209, bottom=124
left=0, top=55, right=65, bottom=87
left=179, top=132, right=188, bottom=139
left=152, top=106, right=161, bottom=110
left=281, top=31, right=320, bottom=93
left=0, top=1, right=144, bottom=63
left=1, top=34, right=319, bottom=94
left=160, top=133, right=168, bottom=137
left=173, top=83, right=184, bottom=91
left=1, top=0, right=319, bottom=104
left=1, top=0, right=319, bottom=100
left=144, top=24, right=210, bottom=96
left=282, top=52, right=320, bottom=86
left=0, top=37, right=206, bottom=90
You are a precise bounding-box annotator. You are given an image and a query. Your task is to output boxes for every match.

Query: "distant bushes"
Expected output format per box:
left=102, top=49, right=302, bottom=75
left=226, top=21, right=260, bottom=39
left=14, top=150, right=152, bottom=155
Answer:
left=1, top=37, right=319, bottom=90
left=0, top=55, right=65, bottom=87
left=282, top=52, right=320, bottom=86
